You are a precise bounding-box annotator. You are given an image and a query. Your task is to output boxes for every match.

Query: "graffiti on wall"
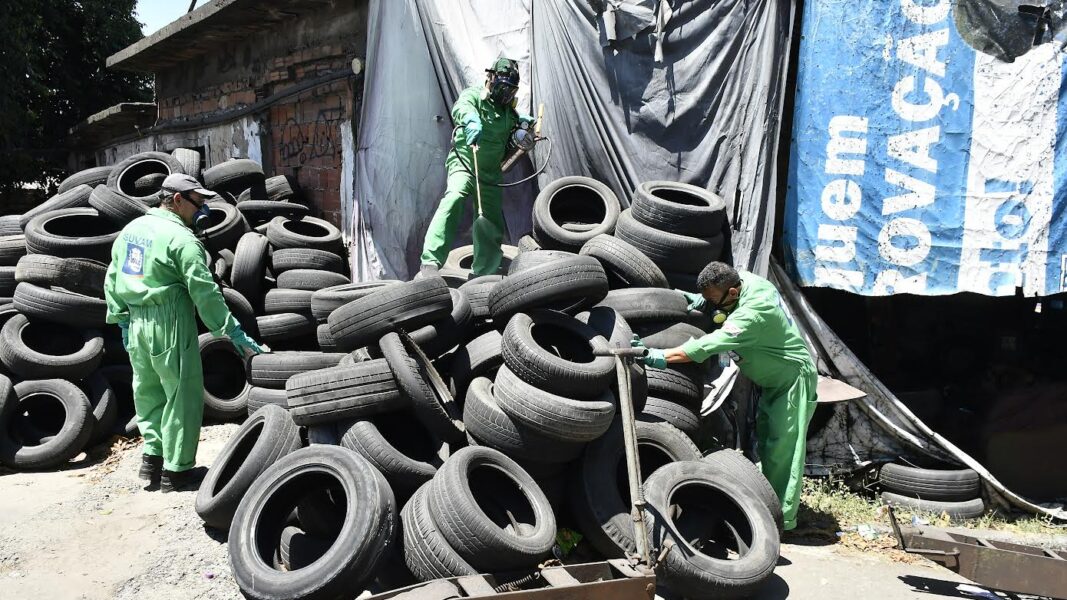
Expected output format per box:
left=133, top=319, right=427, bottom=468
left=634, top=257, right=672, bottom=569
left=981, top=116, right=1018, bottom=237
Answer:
left=277, top=106, right=344, bottom=166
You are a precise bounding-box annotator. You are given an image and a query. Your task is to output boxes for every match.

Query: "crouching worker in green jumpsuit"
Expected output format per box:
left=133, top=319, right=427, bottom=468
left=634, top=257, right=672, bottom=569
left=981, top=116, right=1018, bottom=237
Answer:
left=104, top=173, right=268, bottom=492
left=419, top=58, right=536, bottom=278
left=632, top=262, right=818, bottom=530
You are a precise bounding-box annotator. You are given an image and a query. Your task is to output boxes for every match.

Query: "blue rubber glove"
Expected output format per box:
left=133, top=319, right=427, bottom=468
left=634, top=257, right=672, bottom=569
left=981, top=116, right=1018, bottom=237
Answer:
left=641, top=348, right=668, bottom=370
left=518, top=113, right=536, bottom=127
left=228, top=325, right=269, bottom=356
left=118, top=322, right=130, bottom=352
left=680, top=290, right=706, bottom=312
left=630, top=334, right=646, bottom=350
left=463, top=118, right=483, bottom=146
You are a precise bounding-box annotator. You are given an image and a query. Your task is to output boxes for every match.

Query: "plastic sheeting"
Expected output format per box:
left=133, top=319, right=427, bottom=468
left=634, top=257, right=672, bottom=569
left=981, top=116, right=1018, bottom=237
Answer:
left=352, top=0, right=795, bottom=279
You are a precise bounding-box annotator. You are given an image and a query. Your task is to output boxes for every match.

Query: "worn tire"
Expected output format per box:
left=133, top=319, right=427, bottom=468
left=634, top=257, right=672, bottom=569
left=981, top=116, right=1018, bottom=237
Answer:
left=631, top=181, right=727, bottom=237
left=220, top=286, right=260, bottom=339
left=879, top=463, right=981, bottom=502
left=463, top=377, right=584, bottom=464
left=0, top=235, right=27, bottom=267
left=447, top=330, right=503, bottom=399
left=615, top=208, right=725, bottom=273
left=0, top=314, right=103, bottom=381
left=277, top=269, right=350, bottom=291
left=578, top=306, right=648, bottom=413
left=203, top=159, right=265, bottom=196
left=327, top=278, right=452, bottom=352
left=24, top=207, right=119, bottom=262
left=402, top=483, right=477, bottom=581
left=246, top=386, right=288, bottom=415
left=501, top=310, right=614, bottom=398
left=487, top=256, right=608, bottom=320
left=79, top=371, right=118, bottom=445
left=58, top=165, right=112, bottom=194
left=595, top=288, right=692, bottom=325
left=228, top=445, right=396, bottom=600
left=579, top=233, right=669, bottom=289
left=236, top=200, right=310, bottom=227
left=88, top=184, right=148, bottom=226
left=493, top=365, right=615, bottom=442
left=271, top=248, right=345, bottom=275
left=646, top=364, right=704, bottom=410
left=506, top=250, right=575, bottom=275
left=571, top=420, right=700, bottom=557
left=199, top=334, right=251, bottom=421
left=458, top=275, right=502, bottom=320
left=645, top=461, right=780, bottom=598
left=256, top=312, right=317, bottom=345
left=640, top=396, right=701, bottom=437
left=230, top=233, right=269, bottom=308
left=284, top=359, right=403, bottom=426
left=0, top=378, right=93, bottom=470
left=107, top=151, right=185, bottom=203
left=408, top=288, right=473, bottom=358
left=443, top=244, right=518, bottom=275
left=703, top=449, right=784, bottom=534
left=15, top=254, right=106, bottom=298
left=339, top=412, right=449, bottom=496
left=266, top=216, right=342, bottom=253
left=201, top=202, right=250, bottom=253
left=195, top=404, right=302, bottom=530
left=880, top=492, right=985, bottom=520
left=248, top=351, right=346, bottom=389
left=310, top=281, right=399, bottom=321
left=0, top=215, right=21, bottom=237
left=20, top=185, right=94, bottom=229
left=379, top=332, right=464, bottom=444
left=633, top=321, right=706, bottom=348
left=427, top=446, right=556, bottom=571
left=171, top=148, right=202, bottom=180
left=263, top=289, right=313, bottom=315
left=13, top=282, right=106, bottom=328
left=532, top=176, right=620, bottom=251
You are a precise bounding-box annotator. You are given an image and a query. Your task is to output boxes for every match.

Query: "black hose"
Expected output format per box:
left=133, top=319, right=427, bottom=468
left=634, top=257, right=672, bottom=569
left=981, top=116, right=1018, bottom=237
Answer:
left=449, top=126, right=552, bottom=188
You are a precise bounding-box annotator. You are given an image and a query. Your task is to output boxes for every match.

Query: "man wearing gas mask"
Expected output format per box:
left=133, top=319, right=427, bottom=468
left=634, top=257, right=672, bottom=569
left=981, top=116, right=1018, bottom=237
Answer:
left=419, top=57, right=536, bottom=278
left=104, top=173, right=267, bottom=492
left=632, top=261, right=818, bottom=532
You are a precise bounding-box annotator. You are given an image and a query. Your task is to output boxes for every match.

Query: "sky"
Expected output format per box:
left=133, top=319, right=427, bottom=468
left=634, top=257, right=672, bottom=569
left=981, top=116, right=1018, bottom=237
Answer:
left=136, top=0, right=198, bottom=35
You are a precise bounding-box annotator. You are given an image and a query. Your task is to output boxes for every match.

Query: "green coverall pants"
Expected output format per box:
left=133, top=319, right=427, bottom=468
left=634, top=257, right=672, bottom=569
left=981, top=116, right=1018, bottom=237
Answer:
left=128, top=298, right=204, bottom=472
left=756, top=364, right=817, bottom=531
left=420, top=166, right=505, bottom=277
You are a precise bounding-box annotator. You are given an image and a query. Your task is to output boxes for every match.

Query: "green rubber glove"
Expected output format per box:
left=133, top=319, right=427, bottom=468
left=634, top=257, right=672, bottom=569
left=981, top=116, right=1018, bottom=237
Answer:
left=641, top=348, right=668, bottom=369
left=680, top=290, right=706, bottom=311
left=228, top=325, right=269, bottom=356
left=518, top=113, right=536, bottom=126
left=630, top=334, right=646, bottom=350
left=463, top=118, right=483, bottom=146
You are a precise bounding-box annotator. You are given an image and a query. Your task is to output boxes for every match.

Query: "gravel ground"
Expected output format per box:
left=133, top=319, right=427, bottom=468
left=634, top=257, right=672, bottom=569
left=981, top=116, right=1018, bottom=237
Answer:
left=0, top=423, right=242, bottom=600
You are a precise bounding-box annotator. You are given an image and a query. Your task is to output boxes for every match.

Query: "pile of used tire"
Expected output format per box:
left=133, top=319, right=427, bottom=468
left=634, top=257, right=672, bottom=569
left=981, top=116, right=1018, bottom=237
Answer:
left=0, top=150, right=350, bottom=470
left=878, top=462, right=985, bottom=520
left=191, top=175, right=782, bottom=599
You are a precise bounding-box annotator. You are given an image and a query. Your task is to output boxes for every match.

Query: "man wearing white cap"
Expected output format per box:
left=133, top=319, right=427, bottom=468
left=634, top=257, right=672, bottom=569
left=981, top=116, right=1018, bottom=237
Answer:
left=103, top=173, right=268, bottom=492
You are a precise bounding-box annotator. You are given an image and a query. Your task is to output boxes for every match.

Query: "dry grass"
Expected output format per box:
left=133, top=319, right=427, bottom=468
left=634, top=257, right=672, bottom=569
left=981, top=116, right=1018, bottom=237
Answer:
left=794, top=477, right=1064, bottom=559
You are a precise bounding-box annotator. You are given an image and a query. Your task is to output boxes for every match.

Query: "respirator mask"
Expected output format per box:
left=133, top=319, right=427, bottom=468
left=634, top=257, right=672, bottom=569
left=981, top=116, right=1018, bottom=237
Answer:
left=709, top=288, right=737, bottom=326
left=184, top=193, right=213, bottom=233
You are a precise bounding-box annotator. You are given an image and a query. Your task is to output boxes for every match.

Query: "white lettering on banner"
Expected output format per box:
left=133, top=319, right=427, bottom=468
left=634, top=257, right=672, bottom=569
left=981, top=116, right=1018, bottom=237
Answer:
left=815, top=115, right=868, bottom=291
left=892, top=76, right=947, bottom=122
left=821, top=179, right=862, bottom=220
left=826, top=116, right=869, bottom=175
left=815, top=225, right=858, bottom=263
left=887, top=126, right=939, bottom=173
left=897, top=29, right=948, bottom=77
left=959, top=46, right=1059, bottom=296
left=883, top=169, right=935, bottom=214
left=879, top=217, right=931, bottom=267
left=900, top=0, right=950, bottom=25
left=874, top=270, right=928, bottom=294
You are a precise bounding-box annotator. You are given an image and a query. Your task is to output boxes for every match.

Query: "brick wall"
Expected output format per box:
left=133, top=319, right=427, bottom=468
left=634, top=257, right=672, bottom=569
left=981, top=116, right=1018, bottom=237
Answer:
left=145, top=3, right=366, bottom=226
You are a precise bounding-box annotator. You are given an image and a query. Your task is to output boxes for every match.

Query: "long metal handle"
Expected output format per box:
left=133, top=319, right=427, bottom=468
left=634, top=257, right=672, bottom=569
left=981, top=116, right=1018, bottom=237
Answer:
left=615, top=354, right=652, bottom=566
left=472, top=144, right=483, bottom=217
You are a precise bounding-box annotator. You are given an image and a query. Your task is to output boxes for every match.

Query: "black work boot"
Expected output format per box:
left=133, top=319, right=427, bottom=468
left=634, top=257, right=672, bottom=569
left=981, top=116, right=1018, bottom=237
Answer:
left=138, top=455, right=162, bottom=482
left=160, top=468, right=204, bottom=493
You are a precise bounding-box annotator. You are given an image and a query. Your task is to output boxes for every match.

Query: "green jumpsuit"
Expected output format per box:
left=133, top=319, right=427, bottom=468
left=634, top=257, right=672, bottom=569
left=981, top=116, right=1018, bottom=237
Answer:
left=104, top=208, right=239, bottom=472
left=420, top=86, right=518, bottom=276
left=680, top=271, right=818, bottom=531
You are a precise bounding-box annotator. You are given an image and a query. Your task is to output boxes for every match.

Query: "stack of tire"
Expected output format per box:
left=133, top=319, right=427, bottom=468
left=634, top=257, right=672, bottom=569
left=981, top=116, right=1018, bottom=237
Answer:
left=878, top=462, right=985, bottom=520
left=0, top=150, right=357, bottom=471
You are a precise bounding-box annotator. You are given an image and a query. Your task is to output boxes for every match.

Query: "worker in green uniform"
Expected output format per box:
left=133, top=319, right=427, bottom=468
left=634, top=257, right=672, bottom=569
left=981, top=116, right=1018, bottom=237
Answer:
left=419, top=58, right=535, bottom=278
left=104, top=173, right=268, bottom=492
left=633, top=262, right=818, bottom=531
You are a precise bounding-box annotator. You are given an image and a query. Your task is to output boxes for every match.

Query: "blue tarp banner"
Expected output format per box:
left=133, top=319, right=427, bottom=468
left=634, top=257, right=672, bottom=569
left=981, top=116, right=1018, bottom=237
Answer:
left=785, top=0, right=1067, bottom=297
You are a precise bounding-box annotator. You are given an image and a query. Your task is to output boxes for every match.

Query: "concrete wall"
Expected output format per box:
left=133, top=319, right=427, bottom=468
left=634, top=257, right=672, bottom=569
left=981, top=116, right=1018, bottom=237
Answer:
left=89, top=1, right=367, bottom=227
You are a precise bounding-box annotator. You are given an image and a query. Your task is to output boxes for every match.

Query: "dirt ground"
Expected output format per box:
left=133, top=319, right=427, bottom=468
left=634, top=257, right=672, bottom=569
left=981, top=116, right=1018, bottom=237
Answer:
left=0, top=424, right=997, bottom=600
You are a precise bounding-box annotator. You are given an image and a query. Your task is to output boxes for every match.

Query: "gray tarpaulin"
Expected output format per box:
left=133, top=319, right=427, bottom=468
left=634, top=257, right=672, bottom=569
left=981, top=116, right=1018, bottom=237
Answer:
left=353, top=0, right=793, bottom=279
